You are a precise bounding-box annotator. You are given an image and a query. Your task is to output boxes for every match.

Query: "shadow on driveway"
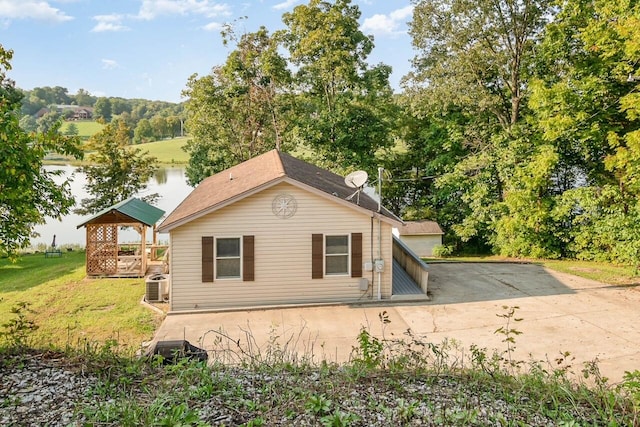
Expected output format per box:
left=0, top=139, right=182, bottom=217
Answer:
left=426, top=262, right=575, bottom=304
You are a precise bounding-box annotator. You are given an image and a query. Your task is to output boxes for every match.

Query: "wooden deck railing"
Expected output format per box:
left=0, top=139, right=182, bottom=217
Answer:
left=392, top=236, right=429, bottom=294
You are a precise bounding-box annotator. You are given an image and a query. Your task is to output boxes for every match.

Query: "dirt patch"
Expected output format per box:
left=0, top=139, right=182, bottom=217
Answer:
left=569, top=267, right=601, bottom=273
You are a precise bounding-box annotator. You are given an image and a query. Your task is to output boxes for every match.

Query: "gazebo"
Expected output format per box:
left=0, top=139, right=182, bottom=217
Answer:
left=77, top=198, right=165, bottom=277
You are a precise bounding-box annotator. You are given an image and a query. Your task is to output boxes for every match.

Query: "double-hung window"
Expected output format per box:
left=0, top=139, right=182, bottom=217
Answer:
left=202, top=235, right=254, bottom=283
left=312, top=233, right=362, bottom=279
left=216, top=237, right=241, bottom=279
left=325, top=235, right=349, bottom=275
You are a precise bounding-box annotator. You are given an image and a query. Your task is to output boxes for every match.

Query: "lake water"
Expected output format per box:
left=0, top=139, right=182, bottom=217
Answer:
left=33, top=165, right=193, bottom=247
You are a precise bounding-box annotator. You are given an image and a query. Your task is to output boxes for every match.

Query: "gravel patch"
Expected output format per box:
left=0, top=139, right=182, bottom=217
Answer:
left=0, top=352, right=97, bottom=426
left=0, top=351, right=615, bottom=426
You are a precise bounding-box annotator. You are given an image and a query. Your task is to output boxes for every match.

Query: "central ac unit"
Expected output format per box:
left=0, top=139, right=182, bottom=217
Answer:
left=145, top=274, right=169, bottom=303
left=146, top=281, right=162, bottom=302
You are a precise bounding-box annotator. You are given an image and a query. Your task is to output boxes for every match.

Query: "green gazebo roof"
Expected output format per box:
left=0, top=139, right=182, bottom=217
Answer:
left=77, top=197, right=165, bottom=228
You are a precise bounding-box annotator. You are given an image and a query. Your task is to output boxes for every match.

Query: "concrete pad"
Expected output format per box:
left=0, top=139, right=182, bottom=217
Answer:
left=152, top=263, right=640, bottom=383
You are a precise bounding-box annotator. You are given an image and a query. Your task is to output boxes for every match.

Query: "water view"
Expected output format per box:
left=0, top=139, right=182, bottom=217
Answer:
left=33, top=165, right=193, bottom=248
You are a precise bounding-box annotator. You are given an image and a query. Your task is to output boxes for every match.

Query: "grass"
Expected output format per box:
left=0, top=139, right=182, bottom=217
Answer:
left=0, top=252, right=161, bottom=350
left=59, top=120, right=105, bottom=140
left=133, top=136, right=189, bottom=165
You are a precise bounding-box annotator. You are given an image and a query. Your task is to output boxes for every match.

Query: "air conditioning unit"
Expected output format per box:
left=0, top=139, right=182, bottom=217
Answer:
left=146, top=274, right=169, bottom=303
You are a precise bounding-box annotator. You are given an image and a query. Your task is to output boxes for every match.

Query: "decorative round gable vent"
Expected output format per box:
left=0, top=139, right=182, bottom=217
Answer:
left=272, top=194, right=297, bottom=219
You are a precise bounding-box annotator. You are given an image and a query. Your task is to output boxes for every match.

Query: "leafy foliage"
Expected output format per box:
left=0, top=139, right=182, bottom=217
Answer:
left=76, top=120, right=158, bottom=215
left=183, top=26, right=291, bottom=185
left=402, top=0, right=640, bottom=262
left=0, top=44, right=83, bottom=259
left=281, top=0, right=397, bottom=174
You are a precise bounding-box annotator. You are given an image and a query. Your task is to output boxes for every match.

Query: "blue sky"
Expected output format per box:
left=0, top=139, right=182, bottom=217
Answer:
left=1, top=0, right=415, bottom=103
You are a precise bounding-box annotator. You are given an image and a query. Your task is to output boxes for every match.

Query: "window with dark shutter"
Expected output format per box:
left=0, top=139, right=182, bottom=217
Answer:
left=243, top=235, right=255, bottom=282
left=351, top=233, right=362, bottom=278
left=202, top=236, right=214, bottom=282
left=325, top=235, right=349, bottom=275
left=312, top=234, right=323, bottom=279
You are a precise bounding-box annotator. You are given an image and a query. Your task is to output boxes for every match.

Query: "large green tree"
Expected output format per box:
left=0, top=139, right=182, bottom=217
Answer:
left=0, top=45, right=83, bottom=258
left=405, top=0, right=557, bottom=256
left=281, top=0, right=396, bottom=173
left=183, top=26, right=291, bottom=185
left=529, top=0, right=640, bottom=264
left=76, top=120, right=158, bottom=215
left=93, top=97, right=112, bottom=122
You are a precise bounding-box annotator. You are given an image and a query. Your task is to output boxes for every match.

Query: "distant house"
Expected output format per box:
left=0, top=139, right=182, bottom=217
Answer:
left=397, top=221, right=444, bottom=257
left=157, top=150, right=421, bottom=312
left=72, top=107, right=93, bottom=120
left=33, top=105, right=93, bottom=120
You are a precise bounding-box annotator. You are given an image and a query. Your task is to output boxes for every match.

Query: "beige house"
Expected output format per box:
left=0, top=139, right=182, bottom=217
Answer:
left=397, top=221, right=444, bottom=257
left=157, top=150, right=422, bottom=312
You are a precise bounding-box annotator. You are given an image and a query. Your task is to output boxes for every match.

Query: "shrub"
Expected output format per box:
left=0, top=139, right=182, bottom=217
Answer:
left=432, top=244, right=454, bottom=257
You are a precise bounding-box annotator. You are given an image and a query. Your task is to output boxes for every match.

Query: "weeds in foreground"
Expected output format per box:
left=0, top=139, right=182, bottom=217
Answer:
left=1, top=304, right=640, bottom=426
left=0, top=301, right=39, bottom=349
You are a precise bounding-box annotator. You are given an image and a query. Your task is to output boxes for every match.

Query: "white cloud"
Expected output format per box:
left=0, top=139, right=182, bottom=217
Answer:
left=272, top=0, right=300, bottom=10
left=361, top=5, right=413, bottom=37
left=202, top=21, right=222, bottom=31
left=91, top=14, right=129, bottom=32
left=390, top=5, right=413, bottom=21
left=137, top=0, right=231, bottom=20
left=0, top=0, right=73, bottom=23
left=101, top=59, right=119, bottom=70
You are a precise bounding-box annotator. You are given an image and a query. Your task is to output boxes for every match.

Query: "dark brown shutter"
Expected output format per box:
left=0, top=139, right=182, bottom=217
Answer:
left=202, top=236, right=214, bottom=282
left=243, top=235, right=255, bottom=282
left=351, top=233, right=363, bottom=278
left=312, top=234, right=323, bottom=279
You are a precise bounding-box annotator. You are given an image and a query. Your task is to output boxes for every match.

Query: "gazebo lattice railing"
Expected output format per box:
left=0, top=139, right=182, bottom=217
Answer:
left=86, top=223, right=119, bottom=276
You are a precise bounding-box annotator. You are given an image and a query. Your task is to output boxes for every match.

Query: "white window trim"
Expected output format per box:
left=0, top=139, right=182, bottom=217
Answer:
left=324, top=234, right=350, bottom=276
left=215, top=236, right=242, bottom=280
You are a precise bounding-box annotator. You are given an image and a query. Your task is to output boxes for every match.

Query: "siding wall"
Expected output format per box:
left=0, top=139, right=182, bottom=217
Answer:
left=399, top=235, right=443, bottom=258
left=168, top=183, right=394, bottom=311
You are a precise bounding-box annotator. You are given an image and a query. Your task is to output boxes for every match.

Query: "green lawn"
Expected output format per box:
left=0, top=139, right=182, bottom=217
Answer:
left=0, top=252, right=162, bottom=351
left=133, top=137, right=189, bottom=165
left=59, top=120, right=104, bottom=140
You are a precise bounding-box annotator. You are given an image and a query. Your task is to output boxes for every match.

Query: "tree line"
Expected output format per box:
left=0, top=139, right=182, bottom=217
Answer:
left=1, top=0, right=639, bottom=266
left=17, top=85, right=185, bottom=144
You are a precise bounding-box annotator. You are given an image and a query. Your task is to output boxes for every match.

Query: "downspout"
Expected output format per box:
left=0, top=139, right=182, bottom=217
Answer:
left=370, top=216, right=374, bottom=299
left=377, top=167, right=383, bottom=301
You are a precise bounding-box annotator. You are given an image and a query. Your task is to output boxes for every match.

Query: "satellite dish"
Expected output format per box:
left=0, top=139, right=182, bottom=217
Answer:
left=345, top=170, right=368, bottom=189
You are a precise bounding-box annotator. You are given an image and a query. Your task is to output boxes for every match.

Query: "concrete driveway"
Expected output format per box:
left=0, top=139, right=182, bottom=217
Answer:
left=153, top=262, right=640, bottom=383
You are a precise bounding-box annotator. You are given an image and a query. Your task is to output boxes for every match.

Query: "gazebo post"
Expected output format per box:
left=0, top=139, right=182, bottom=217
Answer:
left=141, top=225, right=147, bottom=275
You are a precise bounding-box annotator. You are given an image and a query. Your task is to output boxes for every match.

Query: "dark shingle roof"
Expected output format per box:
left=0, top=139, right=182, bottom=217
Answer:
left=158, top=150, right=401, bottom=232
